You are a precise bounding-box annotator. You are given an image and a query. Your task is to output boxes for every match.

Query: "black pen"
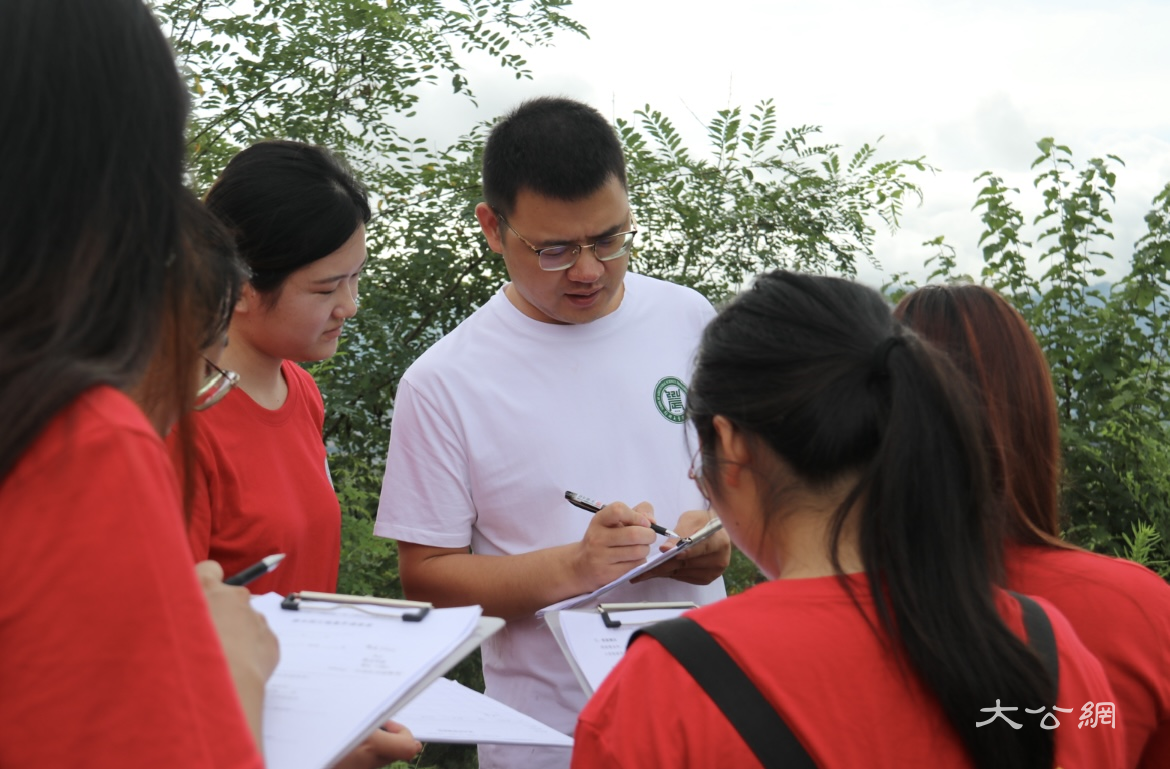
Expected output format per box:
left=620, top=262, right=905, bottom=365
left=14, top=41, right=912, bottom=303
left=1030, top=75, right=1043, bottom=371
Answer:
left=564, top=491, right=683, bottom=540
left=224, top=553, right=286, bottom=586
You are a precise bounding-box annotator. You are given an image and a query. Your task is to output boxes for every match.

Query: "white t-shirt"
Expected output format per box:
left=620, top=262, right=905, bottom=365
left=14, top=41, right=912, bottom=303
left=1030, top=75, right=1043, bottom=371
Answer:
left=376, top=272, right=726, bottom=768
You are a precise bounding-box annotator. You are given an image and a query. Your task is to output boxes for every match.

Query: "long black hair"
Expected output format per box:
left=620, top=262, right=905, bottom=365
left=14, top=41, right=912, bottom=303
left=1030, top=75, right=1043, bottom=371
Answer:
left=687, top=271, right=1055, bottom=769
left=203, top=140, right=369, bottom=299
left=0, top=0, right=189, bottom=481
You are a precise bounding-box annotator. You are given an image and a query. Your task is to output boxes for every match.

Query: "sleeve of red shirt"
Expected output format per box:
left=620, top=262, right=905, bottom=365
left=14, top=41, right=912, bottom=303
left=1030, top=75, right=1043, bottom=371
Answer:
left=0, top=390, right=262, bottom=769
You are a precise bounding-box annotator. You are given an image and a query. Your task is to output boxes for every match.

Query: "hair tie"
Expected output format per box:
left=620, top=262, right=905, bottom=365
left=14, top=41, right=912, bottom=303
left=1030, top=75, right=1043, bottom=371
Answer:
left=869, top=335, right=904, bottom=381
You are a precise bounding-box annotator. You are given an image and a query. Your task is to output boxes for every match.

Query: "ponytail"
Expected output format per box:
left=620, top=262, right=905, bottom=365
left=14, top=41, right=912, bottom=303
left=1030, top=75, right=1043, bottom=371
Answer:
left=689, top=271, right=1055, bottom=769
left=852, top=329, right=1055, bottom=769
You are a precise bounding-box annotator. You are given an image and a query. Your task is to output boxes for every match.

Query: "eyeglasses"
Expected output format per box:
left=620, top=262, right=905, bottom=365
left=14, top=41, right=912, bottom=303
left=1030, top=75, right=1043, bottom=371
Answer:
left=194, top=357, right=240, bottom=411
left=495, top=210, right=638, bottom=272
left=688, top=448, right=712, bottom=509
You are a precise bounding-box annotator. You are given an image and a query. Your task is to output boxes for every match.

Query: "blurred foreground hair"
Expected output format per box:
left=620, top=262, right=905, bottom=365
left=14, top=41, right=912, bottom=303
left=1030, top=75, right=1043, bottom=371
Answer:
left=0, top=0, right=189, bottom=481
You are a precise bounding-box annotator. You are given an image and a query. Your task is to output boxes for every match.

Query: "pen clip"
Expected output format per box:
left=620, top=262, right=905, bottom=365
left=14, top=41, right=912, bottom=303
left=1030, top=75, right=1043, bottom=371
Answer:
left=281, top=591, right=433, bottom=622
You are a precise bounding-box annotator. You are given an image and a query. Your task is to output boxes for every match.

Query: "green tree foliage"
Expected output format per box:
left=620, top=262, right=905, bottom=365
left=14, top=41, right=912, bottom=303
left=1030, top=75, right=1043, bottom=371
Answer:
left=154, top=0, right=586, bottom=189
left=621, top=103, right=931, bottom=301
left=894, top=140, right=1170, bottom=575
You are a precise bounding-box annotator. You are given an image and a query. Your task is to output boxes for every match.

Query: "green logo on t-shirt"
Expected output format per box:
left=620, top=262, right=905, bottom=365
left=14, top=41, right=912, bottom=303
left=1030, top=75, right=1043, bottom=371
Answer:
left=654, top=376, right=688, bottom=423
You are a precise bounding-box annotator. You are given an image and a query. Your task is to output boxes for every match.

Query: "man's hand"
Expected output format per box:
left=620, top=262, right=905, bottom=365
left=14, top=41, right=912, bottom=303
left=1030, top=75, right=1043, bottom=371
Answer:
left=630, top=509, right=731, bottom=585
left=396, top=501, right=667, bottom=620
left=570, top=501, right=658, bottom=591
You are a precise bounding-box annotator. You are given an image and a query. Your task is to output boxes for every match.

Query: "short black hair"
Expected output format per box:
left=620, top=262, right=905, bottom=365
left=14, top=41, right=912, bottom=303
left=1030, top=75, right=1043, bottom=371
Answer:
left=481, top=96, right=627, bottom=216
left=205, top=140, right=370, bottom=296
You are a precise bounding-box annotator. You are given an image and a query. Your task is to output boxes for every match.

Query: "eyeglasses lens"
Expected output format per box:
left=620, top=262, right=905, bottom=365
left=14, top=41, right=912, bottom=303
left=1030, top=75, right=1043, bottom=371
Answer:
left=538, top=231, right=636, bottom=271
left=193, top=369, right=239, bottom=411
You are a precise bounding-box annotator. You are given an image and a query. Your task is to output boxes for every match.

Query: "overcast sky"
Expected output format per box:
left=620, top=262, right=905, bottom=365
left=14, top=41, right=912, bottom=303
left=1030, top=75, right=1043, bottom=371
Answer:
left=406, top=0, right=1170, bottom=286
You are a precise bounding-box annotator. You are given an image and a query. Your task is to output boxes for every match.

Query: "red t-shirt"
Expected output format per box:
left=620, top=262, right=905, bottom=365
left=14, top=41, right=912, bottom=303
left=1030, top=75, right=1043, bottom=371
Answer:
left=1007, top=544, right=1170, bottom=769
left=0, top=387, right=262, bottom=769
left=574, top=575, right=1123, bottom=768
left=184, top=360, right=341, bottom=594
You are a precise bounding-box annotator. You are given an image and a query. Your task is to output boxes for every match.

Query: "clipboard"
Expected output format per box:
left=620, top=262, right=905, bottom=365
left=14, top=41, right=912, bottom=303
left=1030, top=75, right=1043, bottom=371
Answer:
left=250, top=592, right=503, bottom=769
left=537, top=516, right=723, bottom=617
left=545, top=602, right=697, bottom=697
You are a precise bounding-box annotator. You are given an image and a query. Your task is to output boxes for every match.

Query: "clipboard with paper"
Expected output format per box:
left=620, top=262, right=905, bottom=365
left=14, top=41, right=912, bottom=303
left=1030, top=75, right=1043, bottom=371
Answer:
left=545, top=602, right=697, bottom=696
left=536, top=516, right=723, bottom=617
left=250, top=592, right=504, bottom=769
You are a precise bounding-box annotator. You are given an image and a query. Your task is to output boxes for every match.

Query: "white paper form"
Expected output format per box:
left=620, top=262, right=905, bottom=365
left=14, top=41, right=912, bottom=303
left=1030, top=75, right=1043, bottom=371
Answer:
left=251, top=593, right=483, bottom=769
left=394, top=677, right=573, bottom=747
left=536, top=517, right=723, bottom=617
left=546, top=606, right=693, bottom=696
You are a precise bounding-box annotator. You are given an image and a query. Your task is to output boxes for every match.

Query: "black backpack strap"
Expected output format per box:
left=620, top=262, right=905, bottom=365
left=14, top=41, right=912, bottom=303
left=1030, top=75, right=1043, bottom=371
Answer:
left=1009, top=591, right=1059, bottom=689
left=633, top=617, right=817, bottom=769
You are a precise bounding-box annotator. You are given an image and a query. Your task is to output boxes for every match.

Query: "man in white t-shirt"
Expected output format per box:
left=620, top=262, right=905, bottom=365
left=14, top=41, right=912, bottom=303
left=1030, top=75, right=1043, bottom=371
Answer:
left=374, top=96, right=731, bottom=769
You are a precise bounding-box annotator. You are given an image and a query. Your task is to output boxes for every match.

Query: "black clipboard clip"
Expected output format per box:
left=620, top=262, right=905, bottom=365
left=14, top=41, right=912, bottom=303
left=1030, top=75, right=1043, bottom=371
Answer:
left=282, top=591, right=433, bottom=622
left=598, top=601, right=697, bottom=629
left=674, top=516, right=724, bottom=549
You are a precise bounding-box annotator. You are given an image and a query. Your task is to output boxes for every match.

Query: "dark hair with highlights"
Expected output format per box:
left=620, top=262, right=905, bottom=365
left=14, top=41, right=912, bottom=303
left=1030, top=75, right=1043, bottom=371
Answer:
left=481, top=96, right=627, bottom=217
left=204, top=140, right=370, bottom=300
left=895, top=283, right=1065, bottom=547
left=135, top=194, right=249, bottom=518
left=0, top=0, right=189, bottom=481
left=688, top=270, right=1055, bottom=769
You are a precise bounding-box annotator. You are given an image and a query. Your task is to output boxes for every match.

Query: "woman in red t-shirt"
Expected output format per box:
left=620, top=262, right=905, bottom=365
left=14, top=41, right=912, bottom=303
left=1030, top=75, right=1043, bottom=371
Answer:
left=0, top=2, right=267, bottom=767
left=181, top=141, right=371, bottom=595
left=574, top=272, right=1122, bottom=768
left=897, top=283, right=1170, bottom=769
left=147, top=185, right=421, bottom=768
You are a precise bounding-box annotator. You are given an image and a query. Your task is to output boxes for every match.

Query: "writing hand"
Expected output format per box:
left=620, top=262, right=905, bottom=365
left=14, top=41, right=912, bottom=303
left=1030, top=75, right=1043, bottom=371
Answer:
left=570, top=500, right=658, bottom=592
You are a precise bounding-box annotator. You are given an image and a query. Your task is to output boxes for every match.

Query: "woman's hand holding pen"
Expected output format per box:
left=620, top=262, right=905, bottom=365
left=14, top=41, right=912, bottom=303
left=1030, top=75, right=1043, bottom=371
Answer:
left=195, top=560, right=279, bottom=748
left=197, top=560, right=280, bottom=682
left=570, top=501, right=658, bottom=592
left=631, top=509, right=732, bottom=586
